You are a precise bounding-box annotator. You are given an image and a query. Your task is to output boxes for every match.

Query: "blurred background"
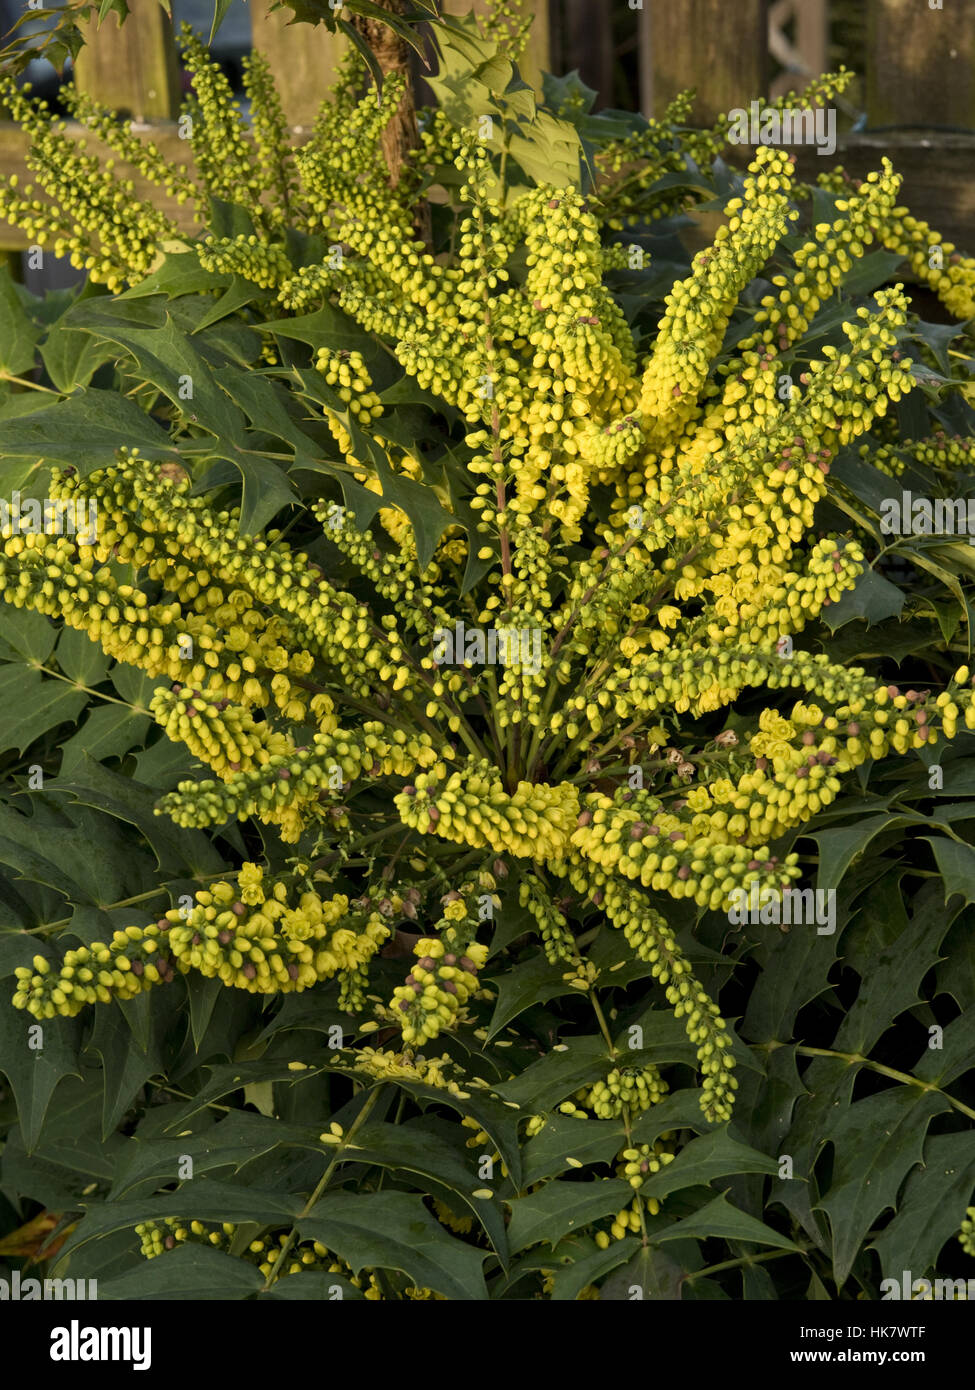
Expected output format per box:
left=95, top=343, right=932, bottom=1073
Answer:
left=0, top=0, right=971, bottom=293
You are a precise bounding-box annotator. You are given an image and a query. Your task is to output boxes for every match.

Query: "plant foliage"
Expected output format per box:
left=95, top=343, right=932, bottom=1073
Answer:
left=0, top=8, right=974, bottom=1302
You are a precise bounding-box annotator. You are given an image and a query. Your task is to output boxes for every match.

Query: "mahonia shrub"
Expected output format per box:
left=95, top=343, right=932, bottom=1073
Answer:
left=1, top=10, right=975, bottom=1302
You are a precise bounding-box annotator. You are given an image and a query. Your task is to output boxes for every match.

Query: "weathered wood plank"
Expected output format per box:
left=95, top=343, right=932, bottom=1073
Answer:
left=866, top=0, right=975, bottom=127
left=249, top=7, right=349, bottom=131
left=559, top=0, right=612, bottom=105
left=650, top=0, right=769, bottom=123
left=73, top=4, right=181, bottom=120
left=769, top=0, right=828, bottom=99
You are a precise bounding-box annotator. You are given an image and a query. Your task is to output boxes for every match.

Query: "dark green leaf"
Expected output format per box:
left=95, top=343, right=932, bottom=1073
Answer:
left=0, top=264, right=40, bottom=374
left=59, top=706, right=151, bottom=776
left=0, top=989, right=82, bottom=1151
left=97, top=1244, right=264, bottom=1299
left=639, top=1129, right=779, bottom=1201
left=300, top=1191, right=489, bottom=1300
left=822, top=568, right=905, bottom=631
left=815, top=1087, right=950, bottom=1287
left=506, top=1179, right=634, bottom=1253
left=655, top=1192, right=801, bottom=1251
left=0, top=389, right=177, bottom=472
left=55, top=626, right=111, bottom=687
left=0, top=667, right=88, bottom=754
left=870, top=1131, right=975, bottom=1280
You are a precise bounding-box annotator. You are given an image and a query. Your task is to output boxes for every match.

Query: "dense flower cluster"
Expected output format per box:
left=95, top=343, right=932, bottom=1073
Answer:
left=5, top=27, right=975, bottom=1177
left=13, top=866, right=396, bottom=1017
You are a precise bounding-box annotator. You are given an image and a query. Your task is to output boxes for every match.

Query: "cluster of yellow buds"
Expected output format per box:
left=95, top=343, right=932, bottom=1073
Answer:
left=391, top=910, right=489, bottom=1047
left=584, top=1064, right=668, bottom=1119
left=13, top=868, right=396, bottom=1018
left=619, top=1140, right=676, bottom=1193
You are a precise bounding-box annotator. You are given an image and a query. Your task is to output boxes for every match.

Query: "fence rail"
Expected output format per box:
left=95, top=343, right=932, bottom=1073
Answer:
left=0, top=0, right=973, bottom=268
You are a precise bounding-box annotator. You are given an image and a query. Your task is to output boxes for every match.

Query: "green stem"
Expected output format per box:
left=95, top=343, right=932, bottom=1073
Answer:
left=763, top=1041, right=975, bottom=1123
left=261, top=1083, right=387, bottom=1290
left=35, top=663, right=146, bottom=712
left=686, top=1240, right=817, bottom=1283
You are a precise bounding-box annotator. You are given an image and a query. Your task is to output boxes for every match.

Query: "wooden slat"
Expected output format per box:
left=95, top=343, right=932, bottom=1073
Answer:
left=637, top=2, right=653, bottom=116
left=650, top=0, right=769, bottom=123
left=560, top=0, right=613, bottom=105
left=73, top=5, right=181, bottom=120
left=249, top=8, right=349, bottom=131
left=795, top=0, right=828, bottom=80
left=769, top=0, right=828, bottom=98
left=866, top=0, right=975, bottom=127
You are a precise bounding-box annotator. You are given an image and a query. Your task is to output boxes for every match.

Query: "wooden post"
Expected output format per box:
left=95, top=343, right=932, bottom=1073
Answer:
left=560, top=0, right=613, bottom=106
left=73, top=4, right=180, bottom=119
left=769, top=0, right=828, bottom=98
left=638, top=2, right=653, bottom=117
left=249, top=8, right=348, bottom=130
left=650, top=0, right=769, bottom=123
left=866, top=0, right=975, bottom=127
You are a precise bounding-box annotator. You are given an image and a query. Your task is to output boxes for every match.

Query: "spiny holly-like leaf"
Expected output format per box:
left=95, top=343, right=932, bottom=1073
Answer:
left=925, top=836, right=975, bottom=908
left=86, top=1000, right=167, bottom=1140
left=0, top=389, right=178, bottom=473
left=638, top=1129, right=780, bottom=1201
left=912, top=1002, right=975, bottom=1088
left=808, top=811, right=920, bottom=896
left=505, top=1178, right=635, bottom=1253
left=58, top=1179, right=303, bottom=1261
left=830, top=890, right=958, bottom=1056
left=0, top=266, right=41, bottom=375
left=97, top=1243, right=265, bottom=1300
left=598, top=1243, right=684, bottom=1301
left=521, top=1112, right=626, bottom=1186
left=109, top=1112, right=321, bottom=1200
left=495, top=1020, right=698, bottom=1112
left=0, top=667, right=88, bottom=755
left=546, top=1235, right=641, bottom=1301
left=870, top=1131, right=975, bottom=1281
left=655, top=1192, right=802, bottom=1251
left=300, top=1191, right=489, bottom=1300
left=59, top=706, right=151, bottom=777
left=484, top=951, right=581, bottom=1040
left=822, top=568, right=905, bottom=631
left=51, top=754, right=226, bottom=878
left=54, top=626, right=111, bottom=687
left=814, top=1086, right=950, bottom=1288
left=0, top=990, right=83, bottom=1152
left=337, top=1118, right=507, bottom=1259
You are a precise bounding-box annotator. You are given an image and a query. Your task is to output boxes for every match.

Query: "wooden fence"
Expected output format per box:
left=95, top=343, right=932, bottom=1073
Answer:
left=0, top=0, right=974, bottom=278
